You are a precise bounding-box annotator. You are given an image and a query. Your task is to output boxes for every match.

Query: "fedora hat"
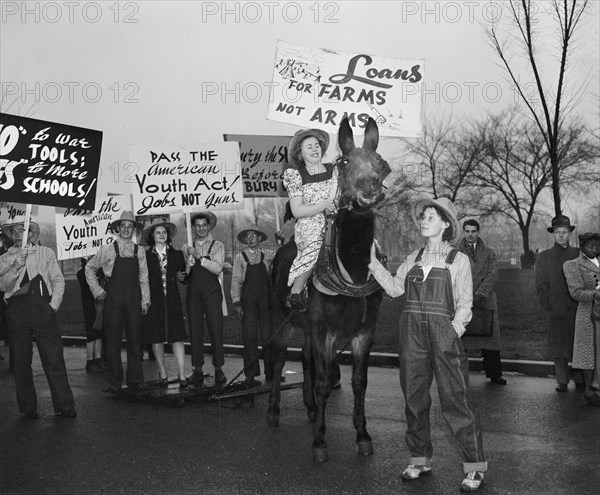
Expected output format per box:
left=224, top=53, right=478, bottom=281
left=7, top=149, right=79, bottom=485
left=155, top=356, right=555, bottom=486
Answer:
left=411, top=196, right=460, bottom=244
left=110, top=211, right=143, bottom=233
left=142, top=217, right=177, bottom=242
left=547, top=215, right=575, bottom=233
left=287, top=128, right=330, bottom=168
left=237, top=226, right=268, bottom=244
left=1, top=220, right=40, bottom=244
left=187, top=211, right=217, bottom=231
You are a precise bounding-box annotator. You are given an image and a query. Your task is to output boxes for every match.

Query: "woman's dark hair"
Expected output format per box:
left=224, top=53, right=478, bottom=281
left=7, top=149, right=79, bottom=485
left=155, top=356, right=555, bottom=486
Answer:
left=291, top=136, right=327, bottom=169
left=146, top=226, right=173, bottom=248
left=578, top=232, right=600, bottom=249
left=420, top=204, right=454, bottom=242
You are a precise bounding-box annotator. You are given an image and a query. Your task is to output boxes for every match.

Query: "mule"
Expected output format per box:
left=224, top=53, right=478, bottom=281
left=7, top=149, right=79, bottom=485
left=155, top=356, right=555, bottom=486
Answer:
left=267, top=117, right=391, bottom=462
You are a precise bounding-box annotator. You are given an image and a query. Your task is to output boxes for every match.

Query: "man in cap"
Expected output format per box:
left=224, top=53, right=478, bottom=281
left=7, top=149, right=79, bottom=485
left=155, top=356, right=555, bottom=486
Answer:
left=535, top=215, right=583, bottom=392
left=85, top=211, right=150, bottom=393
left=231, top=226, right=276, bottom=387
left=459, top=219, right=506, bottom=385
left=0, top=218, right=76, bottom=419
left=184, top=212, right=227, bottom=385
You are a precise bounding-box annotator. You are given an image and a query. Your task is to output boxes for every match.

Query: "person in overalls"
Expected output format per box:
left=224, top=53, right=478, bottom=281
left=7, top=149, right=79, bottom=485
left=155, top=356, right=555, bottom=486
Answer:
left=368, top=197, right=487, bottom=492
left=231, top=226, right=276, bottom=388
left=184, top=212, right=227, bottom=385
left=85, top=211, right=150, bottom=393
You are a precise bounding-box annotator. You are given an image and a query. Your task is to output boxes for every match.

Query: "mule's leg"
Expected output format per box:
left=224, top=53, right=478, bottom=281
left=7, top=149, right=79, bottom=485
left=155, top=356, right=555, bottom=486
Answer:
left=302, top=332, right=316, bottom=423
left=352, top=332, right=374, bottom=456
left=266, top=329, right=288, bottom=427
left=311, top=332, right=334, bottom=463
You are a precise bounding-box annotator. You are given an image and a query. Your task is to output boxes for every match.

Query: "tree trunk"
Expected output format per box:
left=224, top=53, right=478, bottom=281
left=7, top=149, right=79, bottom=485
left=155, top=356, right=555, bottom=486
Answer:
left=519, top=225, right=535, bottom=269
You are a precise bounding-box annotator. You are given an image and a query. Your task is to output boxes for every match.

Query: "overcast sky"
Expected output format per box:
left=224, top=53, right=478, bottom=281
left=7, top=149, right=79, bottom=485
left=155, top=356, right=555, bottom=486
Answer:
left=2, top=0, right=599, bottom=206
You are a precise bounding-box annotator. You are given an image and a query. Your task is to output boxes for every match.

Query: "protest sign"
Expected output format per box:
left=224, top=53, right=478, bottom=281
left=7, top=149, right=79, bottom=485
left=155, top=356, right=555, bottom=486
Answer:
left=54, top=194, right=132, bottom=260
left=267, top=40, right=423, bottom=138
left=0, top=113, right=102, bottom=209
left=129, top=143, right=243, bottom=215
left=223, top=134, right=291, bottom=198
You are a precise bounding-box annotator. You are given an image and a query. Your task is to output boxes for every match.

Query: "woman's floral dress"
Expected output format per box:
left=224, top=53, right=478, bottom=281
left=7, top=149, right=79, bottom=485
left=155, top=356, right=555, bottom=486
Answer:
left=283, top=164, right=337, bottom=286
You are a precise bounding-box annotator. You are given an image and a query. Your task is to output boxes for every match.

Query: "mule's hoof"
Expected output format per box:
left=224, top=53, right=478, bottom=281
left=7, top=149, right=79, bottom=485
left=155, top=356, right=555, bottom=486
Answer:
left=356, top=440, right=374, bottom=456
left=266, top=413, right=280, bottom=428
left=312, top=447, right=328, bottom=463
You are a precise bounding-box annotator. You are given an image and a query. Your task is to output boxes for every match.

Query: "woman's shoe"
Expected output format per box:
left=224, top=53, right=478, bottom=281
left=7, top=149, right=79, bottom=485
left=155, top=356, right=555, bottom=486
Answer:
left=179, top=377, right=190, bottom=389
left=158, top=377, right=168, bottom=388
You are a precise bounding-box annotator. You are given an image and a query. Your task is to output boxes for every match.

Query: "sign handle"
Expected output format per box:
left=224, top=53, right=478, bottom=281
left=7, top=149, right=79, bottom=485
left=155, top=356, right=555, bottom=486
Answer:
left=274, top=200, right=280, bottom=232
left=185, top=212, right=193, bottom=263
left=22, top=203, right=32, bottom=247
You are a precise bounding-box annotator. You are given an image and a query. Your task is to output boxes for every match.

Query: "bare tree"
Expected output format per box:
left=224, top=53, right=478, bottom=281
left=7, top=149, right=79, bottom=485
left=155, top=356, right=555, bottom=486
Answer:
left=472, top=109, right=597, bottom=267
left=486, top=0, right=592, bottom=217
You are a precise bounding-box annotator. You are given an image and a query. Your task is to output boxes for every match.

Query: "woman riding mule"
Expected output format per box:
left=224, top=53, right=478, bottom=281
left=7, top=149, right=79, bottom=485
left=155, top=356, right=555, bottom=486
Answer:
left=283, top=128, right=337, bottom=310
left=268, top=118, right=390, bottom=464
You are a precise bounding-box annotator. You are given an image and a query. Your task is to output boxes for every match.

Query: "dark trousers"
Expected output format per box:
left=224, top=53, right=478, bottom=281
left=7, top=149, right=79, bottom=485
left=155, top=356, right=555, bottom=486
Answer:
left=7, top=295, right=74, bottom=414
left=241, top=295, right=273, bottom=380
left=103, top=297, right=143, bottom=387
left=481, top=349, right=503, bottom=379
left=187, top=284, right=224, bottom=368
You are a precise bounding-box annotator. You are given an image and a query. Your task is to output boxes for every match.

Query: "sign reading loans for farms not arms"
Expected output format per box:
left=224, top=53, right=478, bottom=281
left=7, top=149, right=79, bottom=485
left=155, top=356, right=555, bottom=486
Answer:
left=0, top=113, right=102, bottom=210
left=129, top=143, right=243, bottom=216
left=267, top=41, right=424, bottom=138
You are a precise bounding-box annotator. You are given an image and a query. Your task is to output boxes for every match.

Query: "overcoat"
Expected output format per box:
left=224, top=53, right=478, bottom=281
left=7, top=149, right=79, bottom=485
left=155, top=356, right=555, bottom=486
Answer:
left=458, top=237, right=501, bottom=350
left=563, top=254, right=600, bottom=369
left=143, top=247, right=187, bottom=344
left=535, top=243, right=579, bottom=359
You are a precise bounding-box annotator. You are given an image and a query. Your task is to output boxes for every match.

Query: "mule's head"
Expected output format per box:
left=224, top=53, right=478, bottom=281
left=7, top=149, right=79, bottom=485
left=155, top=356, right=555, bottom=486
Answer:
left=336, top=117, right=391, bottom=209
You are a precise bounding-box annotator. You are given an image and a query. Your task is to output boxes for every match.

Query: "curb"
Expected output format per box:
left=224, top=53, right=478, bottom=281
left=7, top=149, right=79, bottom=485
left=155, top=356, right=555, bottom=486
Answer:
left=61, top=336, right=554, bottom=378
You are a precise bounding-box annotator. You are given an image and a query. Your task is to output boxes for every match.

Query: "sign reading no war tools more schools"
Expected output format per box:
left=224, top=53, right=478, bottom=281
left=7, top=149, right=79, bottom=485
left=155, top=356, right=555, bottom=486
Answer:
left=267, top=40, right=424, bottom=138
left=0, top=113, right=102, bottom=210
left=129, top=143, right=243, bottom=215
left=223, top=134, right=291, bottom=198
left=54, top=194, right=133, bottom=261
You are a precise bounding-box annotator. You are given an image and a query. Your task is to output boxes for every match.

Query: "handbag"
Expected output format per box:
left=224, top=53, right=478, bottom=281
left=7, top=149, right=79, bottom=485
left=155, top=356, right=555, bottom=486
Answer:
left=465, top=307, right=493, bottom=337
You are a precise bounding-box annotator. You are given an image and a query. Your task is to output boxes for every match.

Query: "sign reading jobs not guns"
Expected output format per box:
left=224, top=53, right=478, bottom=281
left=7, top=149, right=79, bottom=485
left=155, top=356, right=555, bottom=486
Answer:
left=129, top=143, right=243, bottom=216
left=267, top=40, right=424, bottom=138
left=0, top=113, right=102, bottom=210
left=54, top=194, right=132, bottom=260
left=223, top=134, right=291, bottom=198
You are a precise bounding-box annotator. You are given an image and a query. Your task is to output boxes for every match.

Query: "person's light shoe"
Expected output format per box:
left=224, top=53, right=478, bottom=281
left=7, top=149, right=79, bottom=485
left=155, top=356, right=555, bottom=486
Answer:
left=401, top=464, right=432, bottom=480
left=460, top=471, right=484, bottom=492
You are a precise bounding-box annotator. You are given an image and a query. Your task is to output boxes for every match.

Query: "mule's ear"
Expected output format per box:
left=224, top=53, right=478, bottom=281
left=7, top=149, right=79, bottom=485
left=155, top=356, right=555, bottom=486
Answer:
left=339, top=117, right=355, bottom=155
left=363, top=117, right=379, bottom=151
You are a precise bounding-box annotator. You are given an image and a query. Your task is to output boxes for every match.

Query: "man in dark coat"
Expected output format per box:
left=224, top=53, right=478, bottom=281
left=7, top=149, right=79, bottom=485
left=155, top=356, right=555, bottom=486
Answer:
left=535, top=215, right=582, bottom=392
left=459, top=220, right=506, bottom=385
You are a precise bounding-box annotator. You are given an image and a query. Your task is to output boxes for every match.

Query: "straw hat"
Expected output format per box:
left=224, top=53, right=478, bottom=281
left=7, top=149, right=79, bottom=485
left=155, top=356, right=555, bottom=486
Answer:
left=287, top=128, right=330, bottom=168
left=1, top=220, right=40, bottom=244
left=237, top=226, right=268, bottom=244
left=411, top=196, right=460, bottom=244
left=110, top=211, right=143, bottom=233
left=187, top=211, right=217, bottom=231
left=547, top=215, right=575, bottom=233
left=142, top=217, right=177, bottom=241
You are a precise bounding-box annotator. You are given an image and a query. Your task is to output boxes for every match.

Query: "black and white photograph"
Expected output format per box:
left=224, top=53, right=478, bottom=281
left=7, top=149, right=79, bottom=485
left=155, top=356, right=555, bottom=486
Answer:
left=1, top=1, right=599, bottom=494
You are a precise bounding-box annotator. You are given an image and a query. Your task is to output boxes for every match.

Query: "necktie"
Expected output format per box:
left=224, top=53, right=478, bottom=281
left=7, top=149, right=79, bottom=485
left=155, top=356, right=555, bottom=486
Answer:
left=160, top=251, right=167, bottom=294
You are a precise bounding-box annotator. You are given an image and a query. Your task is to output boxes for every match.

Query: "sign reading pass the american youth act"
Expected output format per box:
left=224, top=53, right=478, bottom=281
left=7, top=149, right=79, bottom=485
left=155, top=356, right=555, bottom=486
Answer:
left=0, top=113, right=102, bottom=210
left=129, top=143, right=243, bottom=215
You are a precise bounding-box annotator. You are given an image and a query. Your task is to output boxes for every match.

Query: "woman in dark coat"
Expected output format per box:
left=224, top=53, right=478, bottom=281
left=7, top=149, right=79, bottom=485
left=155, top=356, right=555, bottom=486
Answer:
left=143, top=219, right=189, bottom=388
